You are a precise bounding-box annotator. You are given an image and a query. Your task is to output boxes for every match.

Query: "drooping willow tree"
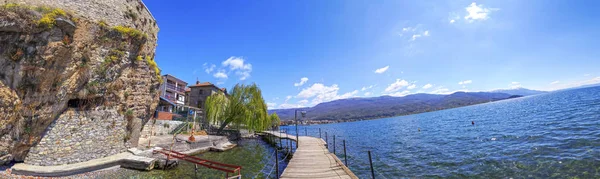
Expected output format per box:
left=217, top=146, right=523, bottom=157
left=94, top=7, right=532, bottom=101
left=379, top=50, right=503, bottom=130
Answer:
left=204, top=83, right=276, bottom=134
left=270, top=112, right=281, bottom=130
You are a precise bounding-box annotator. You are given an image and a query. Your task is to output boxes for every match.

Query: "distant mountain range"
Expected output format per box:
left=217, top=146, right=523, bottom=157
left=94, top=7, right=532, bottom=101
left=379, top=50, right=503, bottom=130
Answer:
left=269, top=88, right=547, bottom=121
left=491, top=87, right=547, bottom=96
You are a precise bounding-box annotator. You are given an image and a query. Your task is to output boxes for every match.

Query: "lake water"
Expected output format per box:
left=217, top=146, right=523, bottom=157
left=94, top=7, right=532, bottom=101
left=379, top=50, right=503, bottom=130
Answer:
left=282, top=86, right=600, bottom=178
left=117, top=138, right=289, bottom=179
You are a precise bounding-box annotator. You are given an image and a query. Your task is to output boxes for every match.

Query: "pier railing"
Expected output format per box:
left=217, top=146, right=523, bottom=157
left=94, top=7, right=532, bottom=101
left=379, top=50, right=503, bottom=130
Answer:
left=281, top=127, right=392, bottom=179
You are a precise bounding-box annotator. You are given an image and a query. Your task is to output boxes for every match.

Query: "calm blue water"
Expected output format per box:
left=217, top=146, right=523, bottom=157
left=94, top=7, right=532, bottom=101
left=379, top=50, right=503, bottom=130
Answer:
left=282, top=86, right=600, bottom=178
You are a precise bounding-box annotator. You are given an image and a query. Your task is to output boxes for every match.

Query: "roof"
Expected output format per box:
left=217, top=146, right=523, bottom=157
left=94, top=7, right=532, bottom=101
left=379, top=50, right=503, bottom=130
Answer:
left=189, top=82, right=227, bottom=93
left=162, top=74, right=187, bottom=84
left=159, top=96, right=176, bottom=106
left=185, top=88, right=191, bottom=92
left=189, top=82, right=215, bottom=87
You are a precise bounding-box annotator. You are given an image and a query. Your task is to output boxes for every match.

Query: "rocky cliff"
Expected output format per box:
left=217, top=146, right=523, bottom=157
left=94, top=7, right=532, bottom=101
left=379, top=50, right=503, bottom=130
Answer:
left=0, top=0, right=160, bottom=165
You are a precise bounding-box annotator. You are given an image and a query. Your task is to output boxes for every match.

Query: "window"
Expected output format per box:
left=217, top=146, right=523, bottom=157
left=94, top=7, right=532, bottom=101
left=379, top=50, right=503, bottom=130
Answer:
left=199, top=89, right=204, bottom=95
left=197, top=100, right=203, bottom=108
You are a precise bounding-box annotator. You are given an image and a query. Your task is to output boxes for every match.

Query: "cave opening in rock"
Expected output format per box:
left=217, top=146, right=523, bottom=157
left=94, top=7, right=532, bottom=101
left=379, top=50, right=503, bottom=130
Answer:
left=67, top=97, right=103, bottom=110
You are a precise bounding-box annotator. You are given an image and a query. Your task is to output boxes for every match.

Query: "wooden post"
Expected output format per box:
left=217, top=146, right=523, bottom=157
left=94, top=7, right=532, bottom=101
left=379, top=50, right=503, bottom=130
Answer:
left=319, top=128, right=322, bottom=138
left=305, top=127, right=307, bottom=136
left=194, top=164, right=198, bottom=178
left=333, top=135, right=336, bottom=154
left=368, top=150, right=375, bottom=179
left=275, top=149, right=279, bottom=179
left=343, top=140, right=347, bottom=166
left=325, top=132, right=328, bottom=149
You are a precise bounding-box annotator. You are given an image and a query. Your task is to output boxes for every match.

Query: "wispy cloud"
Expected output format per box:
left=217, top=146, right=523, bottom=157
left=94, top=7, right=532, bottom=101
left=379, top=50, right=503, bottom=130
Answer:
left=294, top=77, right=309, bottom=87
left=384, top=79, right=409, bottom=93
left=389, top=90, right=411, bottom=97
left=361, top=85, right=374, bottom=91
left=410, top=30, right=430, bottom=41
left=203, top=63, right=216, bottom=74
left=213, top=71, right=228, bottom=79
left=550, top=81, right=560, bottom=85
left=222, top=56, right=252, bottom=80
left=374, top=66, right=390, bottom=74
left=510, top=82, right=521, bottom=89
left=458, top=80, right=472, bottom=85
left=422, top=84, right=433, bottom=89
left=464, top=2, right=498, bottom=22
left=297, top=83, right=359, bottom=105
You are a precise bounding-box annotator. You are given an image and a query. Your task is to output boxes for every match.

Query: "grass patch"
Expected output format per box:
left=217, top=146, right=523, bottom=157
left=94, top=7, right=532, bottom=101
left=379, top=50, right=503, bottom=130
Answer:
left=37, top=8, right=67, bottom=29
left=112, top=25, right=147, bottom=40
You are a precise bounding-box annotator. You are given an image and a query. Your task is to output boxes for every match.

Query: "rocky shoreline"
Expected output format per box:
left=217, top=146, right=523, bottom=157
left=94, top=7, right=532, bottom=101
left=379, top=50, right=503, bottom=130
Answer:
left=0, top=133, right=237, bottom=179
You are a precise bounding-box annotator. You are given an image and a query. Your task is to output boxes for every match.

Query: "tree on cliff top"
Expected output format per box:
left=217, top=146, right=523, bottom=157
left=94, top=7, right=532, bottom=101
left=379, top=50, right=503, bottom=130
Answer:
left=204, top=83, right=270, bottom=134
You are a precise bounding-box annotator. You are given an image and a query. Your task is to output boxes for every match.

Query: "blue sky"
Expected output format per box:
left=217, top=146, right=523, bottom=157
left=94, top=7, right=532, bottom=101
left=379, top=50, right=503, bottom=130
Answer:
left=144, top=0, right=600, bottom=109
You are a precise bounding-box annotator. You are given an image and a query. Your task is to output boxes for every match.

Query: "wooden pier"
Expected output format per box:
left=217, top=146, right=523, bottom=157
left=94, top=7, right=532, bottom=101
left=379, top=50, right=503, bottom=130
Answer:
left=262, top=131, right=358, bottom=179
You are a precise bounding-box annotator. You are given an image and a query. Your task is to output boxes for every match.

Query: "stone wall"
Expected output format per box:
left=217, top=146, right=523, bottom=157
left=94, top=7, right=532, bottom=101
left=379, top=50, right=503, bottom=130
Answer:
left=24, top=109, right=131, bottom=166
left=140, top=120, right=183, bottom=138
left=0, top=0, right=160, bottom=164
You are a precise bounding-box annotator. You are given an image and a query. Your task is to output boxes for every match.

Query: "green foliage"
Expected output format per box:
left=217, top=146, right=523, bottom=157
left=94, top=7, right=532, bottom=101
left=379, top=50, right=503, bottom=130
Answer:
left=204, top=83, right=270, bottom=134
left=112, top=25, right=147, bottom=40
left=125, top=109, right=134, bottom=120
left=98, top=20, right=108, bottom=29
left=145, top=56, right=162, bottom=83
left=36, top=8, right=67, bottom=29
left=136, top=55, right=143, bottom=62
left=1, top=3, right=21, bottom=9
left=270, top=112, right=280, bottom=128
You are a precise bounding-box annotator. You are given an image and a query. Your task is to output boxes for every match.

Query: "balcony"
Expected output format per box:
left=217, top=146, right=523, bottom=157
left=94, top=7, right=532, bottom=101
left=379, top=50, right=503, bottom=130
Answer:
left=166, top=83, right=186, bottom=93
left=164, top=94, right=185, bottom=104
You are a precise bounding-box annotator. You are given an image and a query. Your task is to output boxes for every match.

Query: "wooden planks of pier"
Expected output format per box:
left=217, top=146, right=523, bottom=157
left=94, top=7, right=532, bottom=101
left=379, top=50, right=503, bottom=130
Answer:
left=262, top=131, right=358, bottom=179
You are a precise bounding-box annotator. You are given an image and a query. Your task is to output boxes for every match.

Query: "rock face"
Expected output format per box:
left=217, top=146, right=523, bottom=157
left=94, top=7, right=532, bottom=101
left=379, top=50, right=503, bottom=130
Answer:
left=0, top=0, right=160, bottom=165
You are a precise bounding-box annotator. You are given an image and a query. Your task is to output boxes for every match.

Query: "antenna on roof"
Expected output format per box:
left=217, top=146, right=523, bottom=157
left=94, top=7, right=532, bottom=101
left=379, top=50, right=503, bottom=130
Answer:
left=196, top=77, right=199, bottom=84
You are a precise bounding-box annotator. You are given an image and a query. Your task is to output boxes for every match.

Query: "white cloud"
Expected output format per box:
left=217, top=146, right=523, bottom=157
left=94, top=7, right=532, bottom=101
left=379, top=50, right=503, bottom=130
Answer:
left=510, top=82, right=521, bottom=89
left=213, top=71, right=228, bottom=79
left=294, top=77, right=309, bottom=87
left=266, top=102, right=277, bottom=109
left=410, top=30, right=430, bottom=41
left=374, top=66, right=390, bottom=74
left=285, top=96, right=292, bottom=103
left=222, top=56, right=252, bottom=80
left=384, top=79, right=409, bottom=93
left=361, top=85, right=374, bottom=91
left=407, top=84, right=417, bottom=90
left=458, top=80, right=473, bottom=85
left=430, top=87, right=451, bottom=94
left=547, top=76, right=600, bottom=91
left=464, top=2, right=498, bottom=22
left=550, top=81, right=560, bottom=85
left=277, top=103, right=305, bottom=109
left=296, top=83, right=359, bottom=105
left=364, top=92, right=372, bottom=96
left=389, top=90, right=411, bottom=97
left=450, top=19, right=455, bottom=23
left=402, top=27, right=416, bottom=32
left=422, top=84, right=433, bottom=89
left=203, top=63, right=216, bottom=74
left=298, top=99, right=309, bottom=105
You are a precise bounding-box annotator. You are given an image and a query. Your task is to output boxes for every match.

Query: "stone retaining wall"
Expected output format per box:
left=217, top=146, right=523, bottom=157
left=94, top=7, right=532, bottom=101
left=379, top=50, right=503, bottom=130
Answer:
left=24, top=109, right=131, bottom=166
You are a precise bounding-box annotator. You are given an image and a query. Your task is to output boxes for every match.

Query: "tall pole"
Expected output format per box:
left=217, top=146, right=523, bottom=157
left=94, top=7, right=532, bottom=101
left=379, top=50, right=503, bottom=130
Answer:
left=305, top=127, right=307, bottom=136
left=275, top=149, right=279, bottom=179
left=295, top=110, right=298, bottom=148
left=319, top=128, right=321, bottom=138
left=333, top=135, right=336, bottom=154
left=325, top=132, right=328, bottom=149
left=343, top=140, right=347, bottom=166
left=368, top=150, right=375, bottom=179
